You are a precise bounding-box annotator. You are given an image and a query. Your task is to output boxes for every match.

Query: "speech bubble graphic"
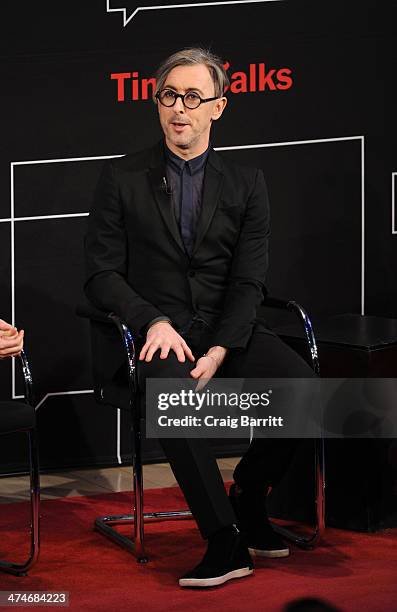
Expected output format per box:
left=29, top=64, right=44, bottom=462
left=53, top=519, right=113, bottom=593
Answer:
left=106, top=0, right=282, bottom=28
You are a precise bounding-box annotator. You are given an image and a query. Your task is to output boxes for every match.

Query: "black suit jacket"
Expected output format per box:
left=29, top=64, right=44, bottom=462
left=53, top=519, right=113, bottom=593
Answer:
left=84, top=140, right=270, bottom=352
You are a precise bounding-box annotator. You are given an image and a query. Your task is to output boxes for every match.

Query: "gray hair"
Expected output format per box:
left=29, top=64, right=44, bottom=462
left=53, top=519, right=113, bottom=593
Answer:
left=154, top=47, right=229, bottom=99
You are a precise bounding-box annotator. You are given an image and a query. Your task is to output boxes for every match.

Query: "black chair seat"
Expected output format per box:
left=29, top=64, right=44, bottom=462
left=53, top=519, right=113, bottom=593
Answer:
left=0, top=401, right=35, bottom=435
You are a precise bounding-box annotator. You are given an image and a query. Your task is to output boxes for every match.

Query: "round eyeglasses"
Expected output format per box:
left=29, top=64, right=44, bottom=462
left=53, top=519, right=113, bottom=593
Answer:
left=155, top=89, right=219, bottom=109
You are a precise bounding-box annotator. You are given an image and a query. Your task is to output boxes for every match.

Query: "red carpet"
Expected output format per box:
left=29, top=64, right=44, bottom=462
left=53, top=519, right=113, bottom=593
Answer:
left=1, top=486, right=396, bottom=611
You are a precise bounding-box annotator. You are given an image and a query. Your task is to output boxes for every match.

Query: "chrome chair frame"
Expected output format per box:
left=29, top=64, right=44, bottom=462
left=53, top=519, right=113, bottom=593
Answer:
left=264, top=297, right=324, bottom=549
left=82, top=296, right=324, bottom=562
left=93, top=314, right=191, bottom=563
left=0, top=351, right=40, bottom=576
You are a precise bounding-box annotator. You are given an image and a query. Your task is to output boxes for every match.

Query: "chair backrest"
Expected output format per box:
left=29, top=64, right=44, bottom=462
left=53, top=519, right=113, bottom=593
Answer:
left=76, top=301, right=133, bottom=409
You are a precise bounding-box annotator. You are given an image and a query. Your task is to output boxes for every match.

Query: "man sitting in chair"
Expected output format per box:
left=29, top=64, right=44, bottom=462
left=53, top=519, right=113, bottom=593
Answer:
left=0, top=319, right=24, bottom=359
left=84, top=47, right=312, bottom=588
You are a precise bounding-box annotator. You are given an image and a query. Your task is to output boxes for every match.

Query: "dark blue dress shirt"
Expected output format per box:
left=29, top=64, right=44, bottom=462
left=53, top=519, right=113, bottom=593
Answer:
left=144, top=143, right=211, bottom=334
left=164, top=142, right=210, bottom=257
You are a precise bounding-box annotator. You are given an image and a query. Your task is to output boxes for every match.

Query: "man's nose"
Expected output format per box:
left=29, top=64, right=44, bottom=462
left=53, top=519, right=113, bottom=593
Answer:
left=174, top=96, right=185, bottom=112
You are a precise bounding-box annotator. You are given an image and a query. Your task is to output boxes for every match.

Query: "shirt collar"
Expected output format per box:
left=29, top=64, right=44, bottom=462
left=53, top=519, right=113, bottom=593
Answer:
left=164, top=141, right=211, bottom=175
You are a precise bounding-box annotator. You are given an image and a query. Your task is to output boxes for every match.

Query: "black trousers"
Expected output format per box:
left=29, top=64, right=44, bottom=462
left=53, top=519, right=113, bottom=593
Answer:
left=137, top=323, right=313, bottom=539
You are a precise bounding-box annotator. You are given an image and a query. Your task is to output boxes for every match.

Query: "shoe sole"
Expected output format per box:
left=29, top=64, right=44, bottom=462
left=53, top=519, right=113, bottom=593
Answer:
left=179, top=567, right=253, bottom=588
left=248, top=547, right=290, bottom=558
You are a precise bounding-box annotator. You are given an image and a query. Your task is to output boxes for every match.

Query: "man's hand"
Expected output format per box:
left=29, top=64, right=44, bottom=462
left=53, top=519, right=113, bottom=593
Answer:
left=139, top=321, right=195, bottom=363
left=0, top=319, right=24, bottom=359
left=190, top=346, right=228, bottom=391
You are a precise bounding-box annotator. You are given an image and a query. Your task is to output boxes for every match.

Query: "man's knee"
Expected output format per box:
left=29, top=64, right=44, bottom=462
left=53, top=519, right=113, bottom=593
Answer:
left=138, top=351, right=194, bottom=387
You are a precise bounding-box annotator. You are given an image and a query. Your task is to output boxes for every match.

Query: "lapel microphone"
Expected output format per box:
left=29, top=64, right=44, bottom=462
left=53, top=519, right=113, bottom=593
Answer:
left=160, top=176, right=173, bottom=196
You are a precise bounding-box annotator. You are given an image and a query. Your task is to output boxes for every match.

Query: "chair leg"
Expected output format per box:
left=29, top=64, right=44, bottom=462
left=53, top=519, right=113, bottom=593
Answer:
left=0, top=429, right=40, bottom=576
left=271, top=438, right=325, bottom=549
left=94, top=411, right=193, bottom=562
left=132, top=417, right=148, bottom=563
left=94, top=408, right=149, bottom=562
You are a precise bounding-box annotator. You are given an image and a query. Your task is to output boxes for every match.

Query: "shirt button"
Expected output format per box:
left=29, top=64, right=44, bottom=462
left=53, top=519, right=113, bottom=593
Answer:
left=188, top=271, right=196, bottom=278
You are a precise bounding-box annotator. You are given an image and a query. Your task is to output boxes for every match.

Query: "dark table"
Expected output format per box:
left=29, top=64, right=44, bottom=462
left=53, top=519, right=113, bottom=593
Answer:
left=267, top=313, right=397, bottom=532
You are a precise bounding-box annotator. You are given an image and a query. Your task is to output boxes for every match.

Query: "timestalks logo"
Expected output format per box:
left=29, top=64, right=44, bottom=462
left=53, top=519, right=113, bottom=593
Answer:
left=110, top=61, right=293, bottom=102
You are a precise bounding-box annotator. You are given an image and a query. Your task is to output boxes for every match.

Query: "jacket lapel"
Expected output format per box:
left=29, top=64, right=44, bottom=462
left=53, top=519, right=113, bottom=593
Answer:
left=148, top=143, right=186, bottom=255
left=192, top=149, right=224, bottom=256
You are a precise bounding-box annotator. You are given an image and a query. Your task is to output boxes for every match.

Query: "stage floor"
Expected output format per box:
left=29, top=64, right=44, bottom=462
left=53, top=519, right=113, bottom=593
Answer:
left=0, top=457, right=239, bottom=504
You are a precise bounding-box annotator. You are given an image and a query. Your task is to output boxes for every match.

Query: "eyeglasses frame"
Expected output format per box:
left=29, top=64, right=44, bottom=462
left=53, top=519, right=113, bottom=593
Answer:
left=155, top=89, right=220, bottom=109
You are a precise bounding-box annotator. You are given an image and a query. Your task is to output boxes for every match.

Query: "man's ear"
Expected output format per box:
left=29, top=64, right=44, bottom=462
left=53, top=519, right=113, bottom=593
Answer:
left=212, top=97, right=228, bottom=121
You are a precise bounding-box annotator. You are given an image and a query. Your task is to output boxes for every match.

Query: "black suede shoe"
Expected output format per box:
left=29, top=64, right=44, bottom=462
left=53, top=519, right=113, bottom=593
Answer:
left=229, top=483, right=290, bottom=558
left=179, top=525, right=254, bottom=588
